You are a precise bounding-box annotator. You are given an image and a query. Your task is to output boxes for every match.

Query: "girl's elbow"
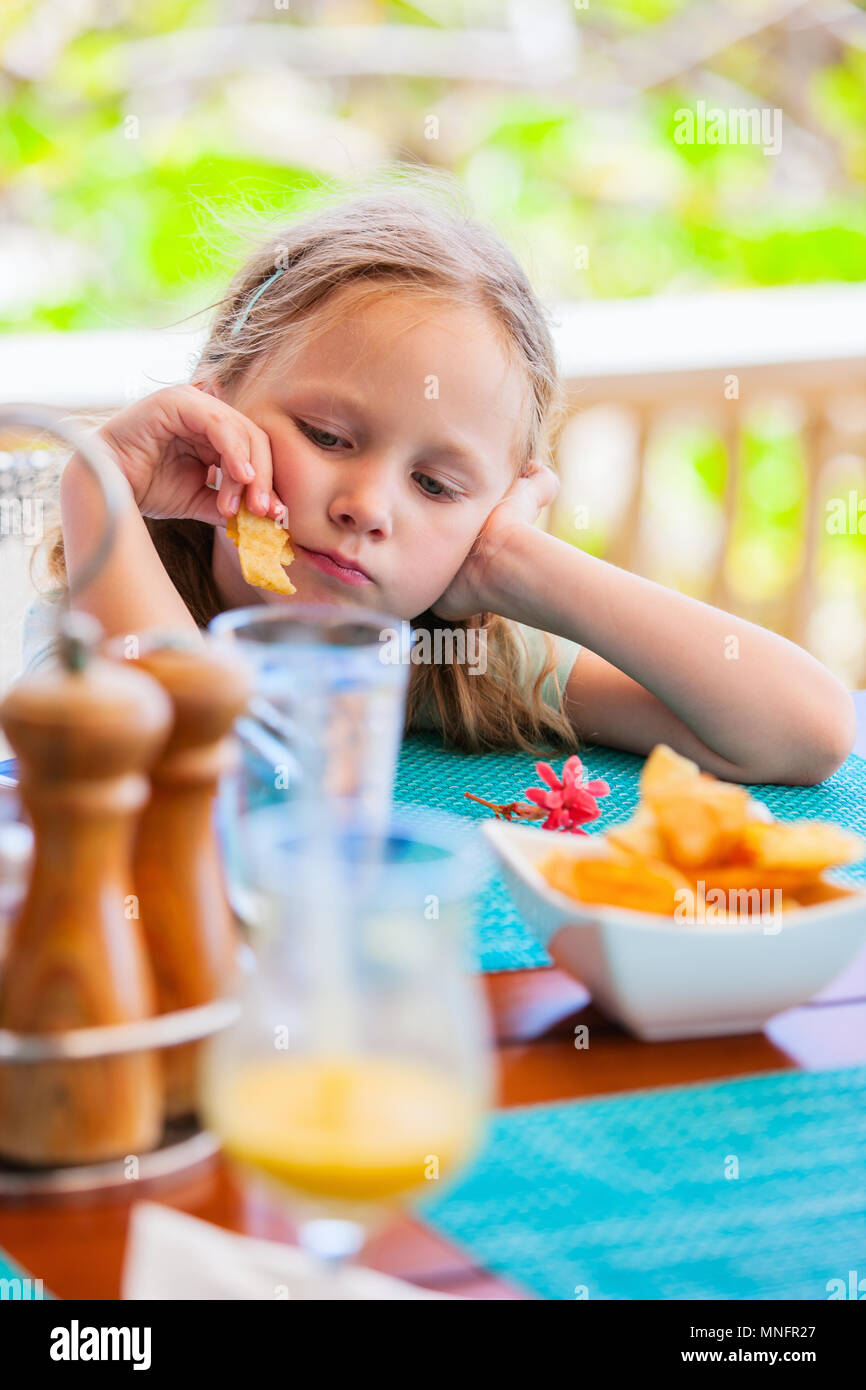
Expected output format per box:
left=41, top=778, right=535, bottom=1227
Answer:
left=741, top=689, right=857, bottom=786
left=779, top=692, right=858, bottom=786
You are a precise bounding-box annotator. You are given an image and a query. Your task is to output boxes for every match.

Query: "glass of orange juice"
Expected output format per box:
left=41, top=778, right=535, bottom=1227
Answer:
left=202, top=805, right=493, bottom=1278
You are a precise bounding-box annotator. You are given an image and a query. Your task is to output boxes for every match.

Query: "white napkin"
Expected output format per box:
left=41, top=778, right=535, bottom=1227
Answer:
left=122, top=1201, right=458, bottom=1300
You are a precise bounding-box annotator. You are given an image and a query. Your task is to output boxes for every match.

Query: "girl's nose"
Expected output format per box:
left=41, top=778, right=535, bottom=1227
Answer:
left=327, top=473, right=393, bottom=539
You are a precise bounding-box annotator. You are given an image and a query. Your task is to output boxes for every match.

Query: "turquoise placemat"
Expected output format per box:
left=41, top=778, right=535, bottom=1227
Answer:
left=0, top=1247, right=48, bottom=1298
left=395, top=736, right=866, bottom=972
left=418, top=1063, right=866, bottom=1300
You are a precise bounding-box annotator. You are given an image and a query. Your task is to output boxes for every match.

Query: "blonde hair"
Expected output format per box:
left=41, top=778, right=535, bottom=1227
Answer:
left=41, top=174, right=579, bottom=754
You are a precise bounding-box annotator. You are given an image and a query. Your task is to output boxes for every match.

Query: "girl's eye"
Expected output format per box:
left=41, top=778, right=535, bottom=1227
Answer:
left=415, top=473, right=461, bottom=501
left=297, top=422, right=461, bottom=499
left=301, top=423, right=348, bottom=450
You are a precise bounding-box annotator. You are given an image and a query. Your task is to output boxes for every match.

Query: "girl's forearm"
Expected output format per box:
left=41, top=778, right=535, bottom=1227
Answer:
left=60, top=453, right=200, bottom=641
left=485, top=524, right=856, bottom=774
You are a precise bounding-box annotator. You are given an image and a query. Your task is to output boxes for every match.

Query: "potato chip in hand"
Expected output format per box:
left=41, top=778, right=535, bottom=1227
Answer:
left=226, top=502, right=296, bottom=596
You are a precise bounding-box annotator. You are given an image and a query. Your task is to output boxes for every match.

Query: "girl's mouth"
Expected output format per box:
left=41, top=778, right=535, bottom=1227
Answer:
left=295, top=544, right=372, bottom=586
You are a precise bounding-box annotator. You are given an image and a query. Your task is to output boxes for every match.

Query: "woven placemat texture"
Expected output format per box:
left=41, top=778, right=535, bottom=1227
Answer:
left=394, top=735, right=866, bottom=972
left=0, top=1247, right=47, bottom=1297
left=418, top=1063, right=866, bottom=1300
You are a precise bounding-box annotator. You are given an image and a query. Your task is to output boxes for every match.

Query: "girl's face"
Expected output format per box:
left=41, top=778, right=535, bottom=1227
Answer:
left=210, top=288, right=527, bottom=619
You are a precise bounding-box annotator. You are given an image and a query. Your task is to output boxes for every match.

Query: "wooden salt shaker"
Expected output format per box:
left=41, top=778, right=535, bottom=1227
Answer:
left=121, top=638, right=252, bottom=1119
left=0, top=616, right=172, bottom=1166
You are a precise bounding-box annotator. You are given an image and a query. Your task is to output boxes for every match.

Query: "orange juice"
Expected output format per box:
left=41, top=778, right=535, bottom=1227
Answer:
left=213, top=1056, right=479, bottom=1203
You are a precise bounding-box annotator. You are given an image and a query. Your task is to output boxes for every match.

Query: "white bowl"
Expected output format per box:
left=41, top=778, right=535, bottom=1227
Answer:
left=482, top=819, right=866, bottom=1041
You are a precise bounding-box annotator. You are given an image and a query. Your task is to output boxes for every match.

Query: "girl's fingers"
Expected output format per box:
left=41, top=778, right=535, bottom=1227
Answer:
left=519, top=461, right=559, bottom=515
left=217, top=471, right=243, bottom=517
left=188, top=487, right=224, bottom=528
left=243, top=419, right=280, bottom=518
left=167, top=387, right=286, bottom=520
left=171, top=388, right=260, bottom=490
left=535, top=467, right=559, bottom=512
left=543, top=463, right=560, bottom=493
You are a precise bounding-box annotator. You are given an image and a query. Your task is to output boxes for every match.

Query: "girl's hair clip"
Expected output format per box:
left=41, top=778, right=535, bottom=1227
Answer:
left=231, top=267, right=286, bottom=337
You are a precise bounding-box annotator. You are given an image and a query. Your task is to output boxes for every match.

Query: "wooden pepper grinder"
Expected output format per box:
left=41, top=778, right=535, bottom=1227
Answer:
left=0, top=615, right=172, bottom=1166
left=121, top=636, right=252, bottom=1120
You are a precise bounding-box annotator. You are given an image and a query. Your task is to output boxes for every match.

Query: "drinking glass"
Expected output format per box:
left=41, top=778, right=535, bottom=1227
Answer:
left=200, top=805, right=493, bottom=1283
left=209, top=603, right=412, bottom=927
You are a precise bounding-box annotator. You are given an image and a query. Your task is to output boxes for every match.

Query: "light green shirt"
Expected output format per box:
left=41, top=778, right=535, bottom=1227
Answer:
left=410, top=622, right=582, bottom=733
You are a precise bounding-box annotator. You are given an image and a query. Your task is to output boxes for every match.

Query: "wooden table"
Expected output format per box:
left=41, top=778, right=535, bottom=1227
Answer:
left=2, top=695, right=865, bottom=1301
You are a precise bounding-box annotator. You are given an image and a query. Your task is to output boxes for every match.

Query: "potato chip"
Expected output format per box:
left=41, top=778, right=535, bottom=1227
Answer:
left=685, top=865, right=818, bottom=895
left=790, top=880, right=861, bottom=909
left=778, top=894, right=803, bottom=913
left=739, top=819, right=864, bottom=873
left=646, top=782, right=752, bottom=868
left=534, top=741, right=864, bottom=921
left=226, top=502, right=296, bottom=596
left=638, top=744, right=701, bottom=797
left=606, top=805, right=665, bottom=858
left=677, top=888, right=802, bottom=924
left=540, top=850, right=691, bottom=916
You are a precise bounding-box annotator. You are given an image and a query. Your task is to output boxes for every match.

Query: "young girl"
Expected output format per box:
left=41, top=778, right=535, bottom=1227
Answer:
left=28, top=184, right=855, bottom=783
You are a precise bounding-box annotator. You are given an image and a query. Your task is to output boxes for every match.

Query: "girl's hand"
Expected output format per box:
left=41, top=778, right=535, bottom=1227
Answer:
left=431, top=460, right=560, bottom=622
left=96, top=385, right=285, bottom=526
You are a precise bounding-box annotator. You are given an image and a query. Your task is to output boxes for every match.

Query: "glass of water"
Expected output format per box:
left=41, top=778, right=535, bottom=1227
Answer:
left=209, top=603, right=412, bottom=928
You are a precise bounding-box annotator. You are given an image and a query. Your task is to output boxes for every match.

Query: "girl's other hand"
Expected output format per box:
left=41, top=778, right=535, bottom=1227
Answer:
left=96, top=385, right=285, bottom=526
left=431, top=459, right=560, bottom=622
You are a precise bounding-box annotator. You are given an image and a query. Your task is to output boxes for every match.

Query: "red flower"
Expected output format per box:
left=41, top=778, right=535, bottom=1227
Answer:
left=524, top=756, right=610, bottom=833
left=465, top=755, right=610, bottom=834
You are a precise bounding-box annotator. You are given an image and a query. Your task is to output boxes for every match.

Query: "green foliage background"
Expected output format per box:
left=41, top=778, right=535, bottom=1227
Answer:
left=2, top=0, right=864, bottom=330
left=1, top=0, right=864, bottom=676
